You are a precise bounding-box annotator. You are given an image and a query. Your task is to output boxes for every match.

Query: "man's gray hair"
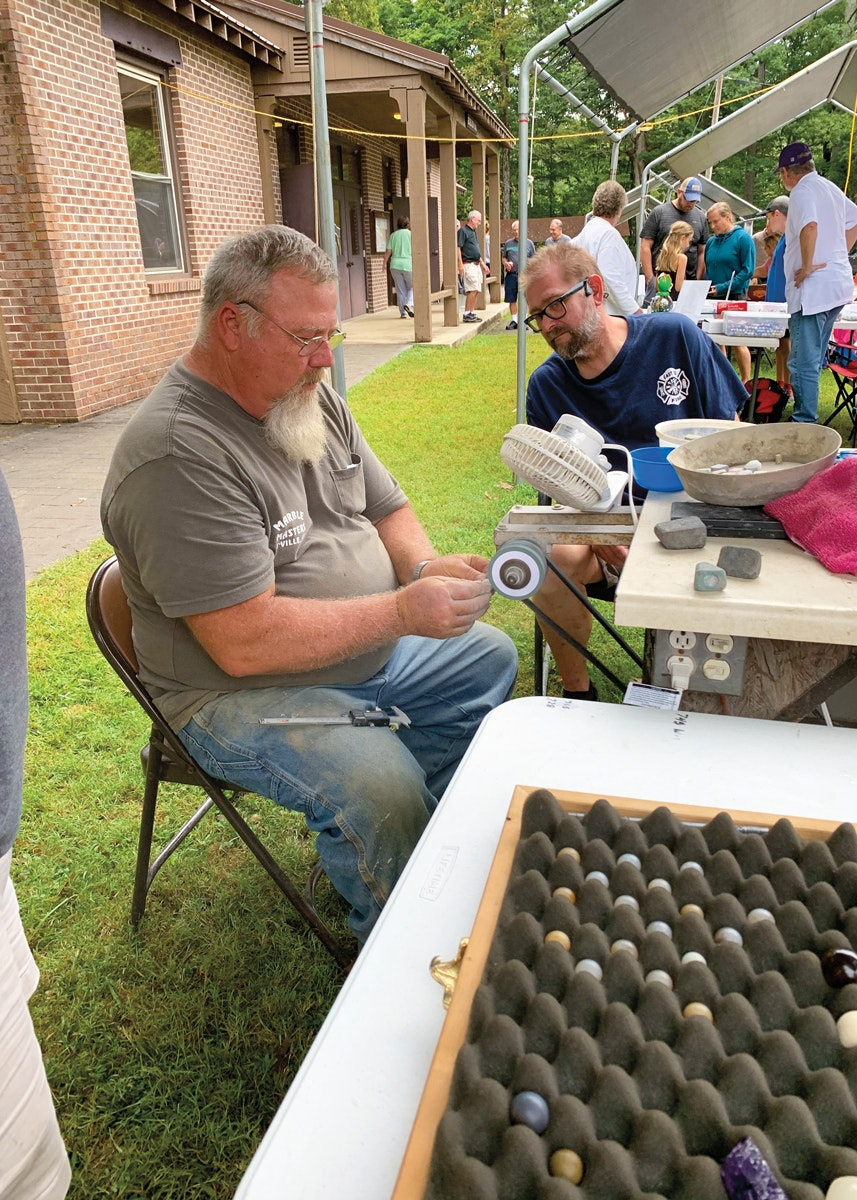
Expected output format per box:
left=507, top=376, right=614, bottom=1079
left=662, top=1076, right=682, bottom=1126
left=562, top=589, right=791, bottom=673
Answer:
left=591, top=180, right=627, bottom=220
left=197, top=225, right=337, bottom=340
left=522, top=242, right=599, bottom=292
left=467, top=209, right=481, bottom=222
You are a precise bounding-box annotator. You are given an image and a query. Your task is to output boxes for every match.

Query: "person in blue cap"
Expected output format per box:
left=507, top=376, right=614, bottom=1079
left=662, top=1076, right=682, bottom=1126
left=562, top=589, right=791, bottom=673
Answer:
left=776, top=141, right=857, bottom=423
left=640, top=176, right=708, bottom=291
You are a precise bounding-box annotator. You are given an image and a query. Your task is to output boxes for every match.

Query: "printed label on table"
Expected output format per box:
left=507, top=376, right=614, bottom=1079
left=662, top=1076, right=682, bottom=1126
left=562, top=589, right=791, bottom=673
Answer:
left=420, top=846, right=459, bottom=901
left=623, top=681, right=682, bottom=710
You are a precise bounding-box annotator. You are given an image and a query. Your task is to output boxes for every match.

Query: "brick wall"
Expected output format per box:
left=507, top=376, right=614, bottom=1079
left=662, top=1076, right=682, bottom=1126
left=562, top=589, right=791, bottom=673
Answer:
left=0, top=0, right=266, bottom=421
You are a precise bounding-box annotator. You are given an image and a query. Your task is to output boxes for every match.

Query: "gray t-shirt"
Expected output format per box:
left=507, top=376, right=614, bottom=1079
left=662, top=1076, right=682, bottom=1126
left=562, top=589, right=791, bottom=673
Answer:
left=0, top=469, right=27, bottom=857
left=101, top=361, right=407, bottom=729
left=641, top=200, right=708, bottom=279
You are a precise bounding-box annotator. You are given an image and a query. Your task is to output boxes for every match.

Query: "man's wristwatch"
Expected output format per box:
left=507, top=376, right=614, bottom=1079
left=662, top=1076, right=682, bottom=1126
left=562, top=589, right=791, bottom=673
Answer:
left=412, top=560, right=432, bottom=581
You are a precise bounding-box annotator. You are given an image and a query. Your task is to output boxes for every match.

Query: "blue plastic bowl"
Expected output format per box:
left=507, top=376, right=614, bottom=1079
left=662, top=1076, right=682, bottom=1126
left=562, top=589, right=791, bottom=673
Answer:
left=630, top=445, right=683, bottom=492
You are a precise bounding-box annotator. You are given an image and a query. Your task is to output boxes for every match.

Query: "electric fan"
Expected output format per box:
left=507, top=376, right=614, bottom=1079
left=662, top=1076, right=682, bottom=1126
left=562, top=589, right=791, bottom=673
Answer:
left=500, top=414, right=633, bottom=512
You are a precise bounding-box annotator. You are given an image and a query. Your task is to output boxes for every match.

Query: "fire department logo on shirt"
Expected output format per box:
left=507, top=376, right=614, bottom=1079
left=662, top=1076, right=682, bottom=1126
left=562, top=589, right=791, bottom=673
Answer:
left=656, top=368, right=691, bottom=406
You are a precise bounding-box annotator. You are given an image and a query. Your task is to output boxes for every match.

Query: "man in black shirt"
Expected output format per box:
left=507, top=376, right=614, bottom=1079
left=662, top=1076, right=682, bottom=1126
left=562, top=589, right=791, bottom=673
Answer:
left=456, top=210, right=488, bottom=323
left=640, top=177, right=708, bottom=288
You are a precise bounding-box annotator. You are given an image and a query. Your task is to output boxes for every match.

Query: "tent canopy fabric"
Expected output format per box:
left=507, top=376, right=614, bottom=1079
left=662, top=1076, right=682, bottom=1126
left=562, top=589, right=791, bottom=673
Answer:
left=562, top=0, right=838, bottom=122
left=663, top=42, right=857, bottom=182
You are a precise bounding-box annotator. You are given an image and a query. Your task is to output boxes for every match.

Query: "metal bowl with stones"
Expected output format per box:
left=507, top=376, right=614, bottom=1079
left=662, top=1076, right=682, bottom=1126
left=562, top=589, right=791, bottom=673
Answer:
left=667, top=423, right=841, bottom=506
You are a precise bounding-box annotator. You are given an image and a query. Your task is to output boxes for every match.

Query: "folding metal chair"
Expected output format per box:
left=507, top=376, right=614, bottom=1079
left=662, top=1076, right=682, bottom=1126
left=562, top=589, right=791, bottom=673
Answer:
left=825, top=331, right=857, bottom=446
left=85, top=556, right=354, bottom=969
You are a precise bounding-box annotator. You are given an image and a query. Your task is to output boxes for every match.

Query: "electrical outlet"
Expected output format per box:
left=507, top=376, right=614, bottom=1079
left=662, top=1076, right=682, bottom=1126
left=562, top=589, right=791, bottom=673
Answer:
left=668, top=630, right=697, bottom=651
left=651, top=629, right=748, bottom=695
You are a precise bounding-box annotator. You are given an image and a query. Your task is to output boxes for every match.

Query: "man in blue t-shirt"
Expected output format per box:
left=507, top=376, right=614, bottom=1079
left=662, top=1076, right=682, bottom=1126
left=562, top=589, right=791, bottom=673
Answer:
left=502, top=220, right=535, bottom=330
left=521, top=243, right=745, bottom=701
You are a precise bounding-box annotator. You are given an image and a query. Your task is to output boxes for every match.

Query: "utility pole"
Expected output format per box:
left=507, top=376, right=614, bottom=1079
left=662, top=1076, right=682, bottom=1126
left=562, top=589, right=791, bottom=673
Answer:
left=307, top=0, right=347, bottom=398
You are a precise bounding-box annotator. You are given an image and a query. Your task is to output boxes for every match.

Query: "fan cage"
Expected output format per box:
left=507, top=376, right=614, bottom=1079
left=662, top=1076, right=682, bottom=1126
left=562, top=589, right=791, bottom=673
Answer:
left=501, top=424, right=609, bottom=509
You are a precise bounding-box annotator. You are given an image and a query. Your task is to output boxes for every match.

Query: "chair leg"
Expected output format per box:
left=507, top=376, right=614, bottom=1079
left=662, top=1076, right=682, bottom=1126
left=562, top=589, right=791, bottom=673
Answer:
left=131, top=737, right=164, bottom=928
left=132, top=732, right=354, bottom=969
left=534, top=620, right=545, bottom=696
left=823, top=371, right=857, bottom=444
left=207, top=786, right=355, bottom=970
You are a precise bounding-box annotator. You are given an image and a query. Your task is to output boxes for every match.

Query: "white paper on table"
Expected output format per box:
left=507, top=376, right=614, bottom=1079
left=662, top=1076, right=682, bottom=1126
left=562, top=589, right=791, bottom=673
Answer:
left=673, top=279, right=711, bottom=324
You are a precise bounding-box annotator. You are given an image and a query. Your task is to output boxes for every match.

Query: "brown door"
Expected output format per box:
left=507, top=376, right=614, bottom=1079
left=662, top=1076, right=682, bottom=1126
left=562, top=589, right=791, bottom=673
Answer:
left=333, top=187, right=366, bottom=321
left=428, top=197, right=440, bottom=293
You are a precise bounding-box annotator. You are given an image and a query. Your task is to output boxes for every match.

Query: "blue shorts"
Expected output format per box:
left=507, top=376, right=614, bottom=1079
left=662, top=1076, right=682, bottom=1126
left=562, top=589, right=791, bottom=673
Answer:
left=504, top=272, right=519, bottom=304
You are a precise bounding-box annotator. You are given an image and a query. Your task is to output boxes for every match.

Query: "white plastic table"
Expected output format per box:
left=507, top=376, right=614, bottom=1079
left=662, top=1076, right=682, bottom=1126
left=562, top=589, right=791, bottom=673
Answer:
left=233, top=696, right=857, bottom=1200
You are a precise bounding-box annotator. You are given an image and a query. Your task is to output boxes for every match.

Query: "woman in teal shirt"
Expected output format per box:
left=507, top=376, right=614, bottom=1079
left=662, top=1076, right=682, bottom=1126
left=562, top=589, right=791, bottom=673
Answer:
left=706, top=202, right=756, bottom=382
left=384, top=218, right=413, bottom=318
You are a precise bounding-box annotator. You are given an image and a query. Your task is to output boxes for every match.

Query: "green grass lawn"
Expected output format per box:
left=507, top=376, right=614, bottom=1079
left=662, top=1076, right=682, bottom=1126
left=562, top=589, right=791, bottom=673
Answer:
left=18, top=334, right=852, bottom=1198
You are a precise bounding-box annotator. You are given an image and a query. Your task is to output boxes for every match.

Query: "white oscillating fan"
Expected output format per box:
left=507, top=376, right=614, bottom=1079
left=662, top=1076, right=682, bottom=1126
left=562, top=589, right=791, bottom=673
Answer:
left=500, top=414, right=634, bottom=514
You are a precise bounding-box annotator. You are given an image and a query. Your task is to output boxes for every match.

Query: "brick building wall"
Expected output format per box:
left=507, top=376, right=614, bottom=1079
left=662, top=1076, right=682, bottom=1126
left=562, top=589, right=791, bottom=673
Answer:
left=0, top=0, right=266, bottom=421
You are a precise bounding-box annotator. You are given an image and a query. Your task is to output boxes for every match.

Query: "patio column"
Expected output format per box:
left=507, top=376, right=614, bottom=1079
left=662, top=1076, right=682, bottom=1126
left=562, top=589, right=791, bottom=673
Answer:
left=254, top=97, right=280, bottom=224
left=392, top=86, right=431, bottom=343
left=487, top=146, right=501, bottom=303
left=437, top=114, right=459, bottom=328
left=471, top=141, right=487, bottom=311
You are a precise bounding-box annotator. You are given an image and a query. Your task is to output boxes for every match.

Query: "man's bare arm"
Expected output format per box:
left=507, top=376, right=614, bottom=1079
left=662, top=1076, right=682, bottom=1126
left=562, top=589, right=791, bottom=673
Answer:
left=185, top=504, right=491, bottom=677
left=640, top=238, right=654, bottom=282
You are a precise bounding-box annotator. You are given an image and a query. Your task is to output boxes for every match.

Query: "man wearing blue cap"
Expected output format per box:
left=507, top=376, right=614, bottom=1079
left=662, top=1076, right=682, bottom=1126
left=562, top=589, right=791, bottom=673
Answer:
left=776, top=141, right=857, bottom=423
left=640, top=176, right=708, bottom=290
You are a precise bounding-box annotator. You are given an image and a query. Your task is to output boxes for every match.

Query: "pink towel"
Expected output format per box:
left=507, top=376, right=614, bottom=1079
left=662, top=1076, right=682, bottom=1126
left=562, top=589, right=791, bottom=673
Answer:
left=763, top=459, right=857, bottom=574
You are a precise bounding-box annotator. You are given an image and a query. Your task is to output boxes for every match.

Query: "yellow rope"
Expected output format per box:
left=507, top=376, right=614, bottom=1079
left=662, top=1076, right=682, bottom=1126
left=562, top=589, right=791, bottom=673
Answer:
left=161, top=75, right=857, bottom=162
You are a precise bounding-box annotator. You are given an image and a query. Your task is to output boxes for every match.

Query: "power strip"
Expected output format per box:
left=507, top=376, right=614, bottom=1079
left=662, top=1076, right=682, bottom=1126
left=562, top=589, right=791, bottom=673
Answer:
left=650, top=629, right=748, bottom=696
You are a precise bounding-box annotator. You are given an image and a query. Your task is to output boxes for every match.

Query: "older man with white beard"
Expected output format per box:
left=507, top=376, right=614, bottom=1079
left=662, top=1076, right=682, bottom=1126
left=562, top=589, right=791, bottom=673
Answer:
left=101, top=226, right=517, bottom=945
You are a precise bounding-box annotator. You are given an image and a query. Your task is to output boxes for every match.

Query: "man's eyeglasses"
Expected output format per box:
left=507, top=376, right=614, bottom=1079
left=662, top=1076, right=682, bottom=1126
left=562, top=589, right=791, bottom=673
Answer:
left=236, top=300, right=345, bottom=357
left=524, top=279, right=592, bottom=332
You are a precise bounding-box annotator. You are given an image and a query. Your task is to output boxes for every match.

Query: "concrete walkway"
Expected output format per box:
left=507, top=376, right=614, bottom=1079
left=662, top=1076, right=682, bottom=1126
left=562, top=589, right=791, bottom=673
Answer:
left=1, top=300, right=508, bottom=580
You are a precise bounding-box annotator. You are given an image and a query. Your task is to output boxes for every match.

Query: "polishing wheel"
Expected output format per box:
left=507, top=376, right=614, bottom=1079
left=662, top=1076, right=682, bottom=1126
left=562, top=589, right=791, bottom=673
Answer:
left=489, top=538, right=548, bottom=599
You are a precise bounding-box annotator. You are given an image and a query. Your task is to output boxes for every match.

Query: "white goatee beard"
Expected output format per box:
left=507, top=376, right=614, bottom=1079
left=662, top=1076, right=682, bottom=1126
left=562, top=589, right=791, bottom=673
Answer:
left=263, top=373, right=328, bottom=465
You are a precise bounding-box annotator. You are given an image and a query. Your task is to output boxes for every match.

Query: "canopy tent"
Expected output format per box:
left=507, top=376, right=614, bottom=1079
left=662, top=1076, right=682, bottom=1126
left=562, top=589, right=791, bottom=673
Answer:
left=633, top=43, right=857, bottom=258
left=514, top=0, right=843, bottom=420
left=660, top=42, right=857, bottom=182
left=556, top=0, right=839, bottom=123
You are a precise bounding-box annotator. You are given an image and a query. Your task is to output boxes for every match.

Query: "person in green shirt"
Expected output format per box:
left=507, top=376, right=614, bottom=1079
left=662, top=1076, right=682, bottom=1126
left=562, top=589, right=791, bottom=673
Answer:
left=384, top=218, right=414, bottom=318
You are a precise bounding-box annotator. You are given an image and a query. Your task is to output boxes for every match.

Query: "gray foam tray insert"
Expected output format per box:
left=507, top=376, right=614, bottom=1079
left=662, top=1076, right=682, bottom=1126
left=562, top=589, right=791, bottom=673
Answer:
left=425, top=790, right=857, bottom=1200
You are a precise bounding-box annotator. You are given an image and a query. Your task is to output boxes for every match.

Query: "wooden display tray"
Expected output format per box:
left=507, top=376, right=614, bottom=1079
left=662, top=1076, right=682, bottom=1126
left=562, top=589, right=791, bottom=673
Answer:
left=391, top=786, right=847, bottom=1200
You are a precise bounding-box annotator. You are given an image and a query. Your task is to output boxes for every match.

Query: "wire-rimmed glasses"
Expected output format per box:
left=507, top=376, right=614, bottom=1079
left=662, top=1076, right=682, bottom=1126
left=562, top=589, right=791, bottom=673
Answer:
left=236, top=299, right=345, bottom=356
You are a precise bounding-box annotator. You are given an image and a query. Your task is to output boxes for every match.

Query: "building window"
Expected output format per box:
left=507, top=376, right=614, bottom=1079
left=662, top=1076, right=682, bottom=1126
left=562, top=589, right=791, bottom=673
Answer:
left=118, top=63, right=184, bottom=272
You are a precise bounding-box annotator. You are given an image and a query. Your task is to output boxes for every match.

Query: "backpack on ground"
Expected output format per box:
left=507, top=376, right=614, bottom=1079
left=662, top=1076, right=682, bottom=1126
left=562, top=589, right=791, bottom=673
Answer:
left=742, top=377, right=789, bottom=424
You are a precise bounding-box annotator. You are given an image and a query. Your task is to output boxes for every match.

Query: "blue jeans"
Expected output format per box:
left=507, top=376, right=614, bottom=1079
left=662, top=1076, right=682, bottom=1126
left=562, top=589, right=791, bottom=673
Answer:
left=788, top=306, right=843, bottom=422
left=177, top=624, right=517, bottom=942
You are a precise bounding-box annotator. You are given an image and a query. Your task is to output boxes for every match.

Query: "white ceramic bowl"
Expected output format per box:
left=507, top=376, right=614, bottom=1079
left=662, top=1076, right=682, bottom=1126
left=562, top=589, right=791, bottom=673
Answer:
left=667, top=424, right=841, bottom=506
left=655, top=418, right=741, bottom=447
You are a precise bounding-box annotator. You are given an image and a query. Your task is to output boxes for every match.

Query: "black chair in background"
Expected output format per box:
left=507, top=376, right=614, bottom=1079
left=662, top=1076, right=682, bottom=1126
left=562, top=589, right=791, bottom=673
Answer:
left=85, top=556, right=354, bottom=970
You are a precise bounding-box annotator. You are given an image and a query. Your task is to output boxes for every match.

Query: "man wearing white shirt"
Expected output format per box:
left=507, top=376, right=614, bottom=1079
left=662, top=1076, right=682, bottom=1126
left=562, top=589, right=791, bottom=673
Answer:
left=572, top=181, right=642, bottom=317
left=778, top=141, right=857, bottom=423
